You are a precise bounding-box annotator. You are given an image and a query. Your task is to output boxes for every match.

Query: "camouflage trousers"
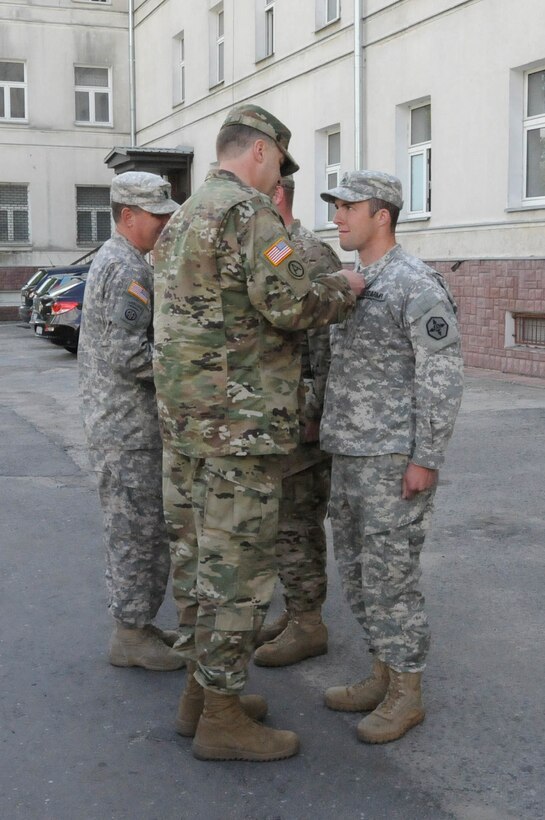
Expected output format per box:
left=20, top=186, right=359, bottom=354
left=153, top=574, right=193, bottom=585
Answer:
left=89, top=447, right=171, bottom=628
left=276, top=446, right=330, bottom=611
left=329, top=453, right=436, bottom=673
left=163, top=449, right=282, bottom=694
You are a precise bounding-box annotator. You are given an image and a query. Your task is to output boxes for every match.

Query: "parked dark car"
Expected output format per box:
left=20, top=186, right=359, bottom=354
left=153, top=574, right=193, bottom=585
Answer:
left=37, top=278, right=86, bottom=354
left=18, top=268, right=58, bottom=323
left=29, top=266, right=89, bottom=336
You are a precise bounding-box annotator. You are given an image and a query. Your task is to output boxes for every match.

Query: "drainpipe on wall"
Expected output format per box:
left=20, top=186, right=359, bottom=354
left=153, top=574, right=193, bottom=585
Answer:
left=128, top=0, right=136, bottom=147
left=354, top=0, right=365, bottom=169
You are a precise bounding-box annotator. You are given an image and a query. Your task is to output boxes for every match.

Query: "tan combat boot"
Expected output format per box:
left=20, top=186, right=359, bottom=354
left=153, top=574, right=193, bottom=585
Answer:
left=192, top=689, right=300, bottom=762
left=108, top=624, right=185, bottom=671
left=255, top=610, right=289, bottom=647
left=324, top=657, right=389, bottom=712
left=253, top=610, right=328, bottom=667
left=148, top=624, right=180, bottom=648
left=175, top=663, right=268, bottom=737
left=357, top=669, right=425, bottom=743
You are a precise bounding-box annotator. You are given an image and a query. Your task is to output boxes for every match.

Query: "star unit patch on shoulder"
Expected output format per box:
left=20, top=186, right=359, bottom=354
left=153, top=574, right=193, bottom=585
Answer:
left=127, top=280, right=150, bottom=305
left=426, top=316, right=449, bottom=340
left=263, top=238, right=294, bottom=267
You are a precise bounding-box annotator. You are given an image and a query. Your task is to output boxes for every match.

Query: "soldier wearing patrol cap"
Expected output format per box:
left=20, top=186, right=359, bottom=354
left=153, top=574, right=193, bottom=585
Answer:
left=153, top=104, right=365, bottom=762
left=319, top=170, right=464, bottom=744
left=79, top=171, right=183, bottom=672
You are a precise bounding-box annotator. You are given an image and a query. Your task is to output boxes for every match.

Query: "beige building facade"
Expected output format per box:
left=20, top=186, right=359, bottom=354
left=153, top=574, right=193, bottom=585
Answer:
left=2, top=0, right=544, bottom=374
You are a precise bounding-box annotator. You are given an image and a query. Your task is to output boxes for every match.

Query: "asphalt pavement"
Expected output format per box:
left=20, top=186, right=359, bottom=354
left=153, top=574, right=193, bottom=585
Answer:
left=1, top=322, right=544, bottom=820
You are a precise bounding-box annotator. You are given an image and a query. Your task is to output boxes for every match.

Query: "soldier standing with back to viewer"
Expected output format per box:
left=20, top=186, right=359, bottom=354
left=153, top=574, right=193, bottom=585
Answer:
left=153, top=104, right=364, bottom=762
left=79, top=171, right=183, bottom=672
left=253, top=174, right=339, bottom=668
left=319, top=170, right=463, bottom=744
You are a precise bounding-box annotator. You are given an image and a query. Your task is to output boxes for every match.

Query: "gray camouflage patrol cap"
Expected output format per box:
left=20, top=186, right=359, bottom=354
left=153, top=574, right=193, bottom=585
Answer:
left=220, top=104, right=300, bottom=176
left=320, top=170, right=403, bottom=209
left=110, top=171, right=179, bottom=215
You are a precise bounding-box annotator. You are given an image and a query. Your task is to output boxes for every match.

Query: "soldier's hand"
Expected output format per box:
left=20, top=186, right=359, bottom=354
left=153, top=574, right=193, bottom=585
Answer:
left=338, top=269, right=366, bottom=297
left=402, top=463, right=438, bottom=500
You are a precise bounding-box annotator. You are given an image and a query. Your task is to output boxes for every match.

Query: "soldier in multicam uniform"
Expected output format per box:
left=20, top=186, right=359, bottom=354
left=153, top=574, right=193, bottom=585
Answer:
left=153, top=104, right=364, bottom=762
left=79, top=171, right=183, bottom=671
left=253, top=175, right=339, bottom=667
left=319, top=170, right=464, bottom=744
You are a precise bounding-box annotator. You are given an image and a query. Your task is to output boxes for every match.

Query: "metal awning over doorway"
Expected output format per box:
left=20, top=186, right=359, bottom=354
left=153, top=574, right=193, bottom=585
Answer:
left=104, top=146, right=194, bottom=205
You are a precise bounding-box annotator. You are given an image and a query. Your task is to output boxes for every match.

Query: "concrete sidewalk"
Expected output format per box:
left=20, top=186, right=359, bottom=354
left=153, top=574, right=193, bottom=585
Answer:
left=1, top=323, right=544, bottom=820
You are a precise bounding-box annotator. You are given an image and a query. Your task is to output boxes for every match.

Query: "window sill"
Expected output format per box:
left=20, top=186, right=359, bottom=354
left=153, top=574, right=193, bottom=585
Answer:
left=208, top=80, right=225, bottom=91
left=74, top=121, right=113, bottom=128
left=0, top=243, right=32, bottom=250
left=0, top=119, right=29, bottom=125
left=505, top=204, right=545, bottom=213
left=398, top=214, right=431, bottom=224
left=315, top=17, right=341, bottom=33
left=255, top=52, right=275, bottom=65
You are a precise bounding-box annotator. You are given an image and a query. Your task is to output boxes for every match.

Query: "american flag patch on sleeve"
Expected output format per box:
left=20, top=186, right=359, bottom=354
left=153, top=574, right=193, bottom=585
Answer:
left=263, top=238, right=294, bottom=267
left=127, top=280, right=150, bottom=304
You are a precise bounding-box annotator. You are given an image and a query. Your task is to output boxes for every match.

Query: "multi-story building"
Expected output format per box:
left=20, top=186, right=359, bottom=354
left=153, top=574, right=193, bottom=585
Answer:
left=0, top=0, right=131, bottom=317
left=132, top=0, right=545, bottom=377
left=2, top=0, right=545, bottom=376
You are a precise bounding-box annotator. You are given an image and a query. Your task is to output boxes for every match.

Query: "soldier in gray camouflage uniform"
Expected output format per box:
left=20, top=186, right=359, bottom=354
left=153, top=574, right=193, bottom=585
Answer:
left=79, top=171, right=183, bottom=672
left=153, top=104, right=364, bottom=762
left=319, top=170, right=464, bottom=744
left=253, top=175, right=339, bottom=667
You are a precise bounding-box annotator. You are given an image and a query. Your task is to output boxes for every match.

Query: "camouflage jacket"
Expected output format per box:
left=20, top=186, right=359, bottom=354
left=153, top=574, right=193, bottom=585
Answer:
left=289, top=220, right=340, bottom=424
left=78, top=231, right=162, bottom=451
left=153, top=169, right=355, bottom=458
left=321, top=244, right=464, bottom=469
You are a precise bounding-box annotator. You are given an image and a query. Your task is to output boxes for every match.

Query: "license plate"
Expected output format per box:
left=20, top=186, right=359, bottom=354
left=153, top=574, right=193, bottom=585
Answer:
left=35, top=326, right=43, bottom=335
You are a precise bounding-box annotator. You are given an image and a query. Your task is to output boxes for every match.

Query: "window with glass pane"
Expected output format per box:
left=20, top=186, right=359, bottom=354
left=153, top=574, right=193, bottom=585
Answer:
left=217, top=11, right=224, bottom=83
left=408, top=104, right=431, bottom=214
left=76, top=187, right=111, bottom=244
left=524, top=69, right=545, bottom=200
left=179, top=35, right=185, bottom=102
left=326, top=131, right=341, bottom=222
left=0, top=185, right=29, bottom=243
left=0, top=61, right=26, bottom=120
left=326, top=0, right=339, bottom=22
left=74, top=67, right=111, bottom=125
left=265, top=1, right=274, bottom=56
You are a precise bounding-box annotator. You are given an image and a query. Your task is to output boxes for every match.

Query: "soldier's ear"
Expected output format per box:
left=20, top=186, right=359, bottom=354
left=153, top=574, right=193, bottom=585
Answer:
left=253, top=138, right=267, bottom=164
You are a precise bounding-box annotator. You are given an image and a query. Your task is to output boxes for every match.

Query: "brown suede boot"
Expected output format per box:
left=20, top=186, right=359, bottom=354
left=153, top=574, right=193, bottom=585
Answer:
left=324, top=657, right=389, bottom=712
left=253, top=610, right=328, bottom=667
left=357, top=669, right=425, bottom=743
left=175, top=663, right=268, bottom=737
left=255, top=610, right=289, bottom=647
left=108, top=624, right=185, bottom=671
left=192, top=689, right=299, bottom=762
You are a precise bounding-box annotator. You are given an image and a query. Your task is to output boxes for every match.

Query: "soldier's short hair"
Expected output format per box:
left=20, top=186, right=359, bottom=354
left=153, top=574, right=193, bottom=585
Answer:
left=216, top=123, right=276, bottom=159
left=111, top=202, right=143, bottom=225
left=368, top=198, right=400, bottom=232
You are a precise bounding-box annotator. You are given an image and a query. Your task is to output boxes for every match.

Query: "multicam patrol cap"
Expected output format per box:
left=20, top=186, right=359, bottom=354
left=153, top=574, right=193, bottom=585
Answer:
left=110, top=171, right=179, bottom=215
left=219, top=104, right=300, bottom=176
left=320, top=170, right=404, bottom=209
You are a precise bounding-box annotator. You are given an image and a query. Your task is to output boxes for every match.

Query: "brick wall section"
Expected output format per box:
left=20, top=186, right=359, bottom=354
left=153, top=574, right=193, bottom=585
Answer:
left=0, top=267, right=37, bottom=290
left=435, top=259, right=545, bottom=379
left=0, top=266, right=39, bottom=322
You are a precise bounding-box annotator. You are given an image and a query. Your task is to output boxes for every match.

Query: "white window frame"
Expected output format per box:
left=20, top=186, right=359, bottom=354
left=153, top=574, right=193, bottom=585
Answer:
left=407, top=103, right=431, bottom=217
left=0, top=184, right=30, bottom=244
left=256, top=0, right=275, bottom=62
left=209, top=4, right=225, bottom=88
left=0, top=61, right=27, bottom=122
left=325, top=129, right=341, bottom=224
left=74, top=66, right=112, bottom=126
left=173, top=31, right=186, bottom=106
left=315, top=0, right=340, bottom=31
left=76, top=186, right=111, bottom=245
left=522, top=66, right=545, bottom=206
